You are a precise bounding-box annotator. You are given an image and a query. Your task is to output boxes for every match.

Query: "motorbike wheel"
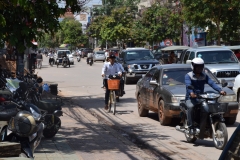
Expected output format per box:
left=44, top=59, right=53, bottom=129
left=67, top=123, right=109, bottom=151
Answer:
left=63, top=63, right=67, bottom=68
left=43, top=116, right=61, bottom=138
left=212, top=122, right=228, bottom=150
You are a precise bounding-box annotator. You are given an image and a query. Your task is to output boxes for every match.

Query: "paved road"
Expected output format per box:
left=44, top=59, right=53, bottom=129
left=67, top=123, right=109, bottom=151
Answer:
left=36, top=56, right=239, bottom=160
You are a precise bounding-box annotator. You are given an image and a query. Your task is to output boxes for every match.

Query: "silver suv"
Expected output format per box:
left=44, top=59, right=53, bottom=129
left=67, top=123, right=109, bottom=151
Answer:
left=178, top=46, right=240, bottom=88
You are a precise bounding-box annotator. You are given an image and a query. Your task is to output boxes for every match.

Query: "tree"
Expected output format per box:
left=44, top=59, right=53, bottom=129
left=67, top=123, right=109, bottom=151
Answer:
left=182, top=0, right=240, bottom=45
left=0, top=0, right=87, bottom=52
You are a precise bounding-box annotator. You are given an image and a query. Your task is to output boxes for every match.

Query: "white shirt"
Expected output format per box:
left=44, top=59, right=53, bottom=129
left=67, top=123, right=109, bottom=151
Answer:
left=116, top=63, right=125, bottom=73
left=102, top=62, right=121, bottom=79
left=87, top=52, right=93, bottom=58
left=48, top=53, right=54, bottom=58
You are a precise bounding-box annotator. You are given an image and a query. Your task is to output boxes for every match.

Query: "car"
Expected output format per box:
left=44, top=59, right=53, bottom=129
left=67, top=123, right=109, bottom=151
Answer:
left=55, top=49, right=74, bottom=65
left=118, top=48, right=160, bottom=84
left=93, top=51, right=105, bottom=62
left=81, top=48, right=93, bottom=58
left=178, top=46, right=240, bottom=88
left=135, top=64, right=239, bottom=125
left=232, top=74, right=240, bottom=102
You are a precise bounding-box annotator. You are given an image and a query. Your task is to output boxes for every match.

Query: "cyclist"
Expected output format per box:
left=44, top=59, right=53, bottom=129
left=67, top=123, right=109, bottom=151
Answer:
left=101, top=54, right=122, bottom=110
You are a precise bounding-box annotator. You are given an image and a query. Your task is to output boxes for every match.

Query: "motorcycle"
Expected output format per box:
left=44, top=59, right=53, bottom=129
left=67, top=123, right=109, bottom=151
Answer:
left=87, top=58, right=93, bottom=66
left=49, top=57, right=54, bottom=66
left=0, top=79, right=44, bottom=158
left=176, top=84, right=228, bottom=150
left=77, top=54, right=81, bottom=62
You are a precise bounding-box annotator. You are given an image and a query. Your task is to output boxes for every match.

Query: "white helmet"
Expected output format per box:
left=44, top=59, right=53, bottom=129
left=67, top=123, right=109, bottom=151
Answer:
left=191, top=58, right=204, bottom=71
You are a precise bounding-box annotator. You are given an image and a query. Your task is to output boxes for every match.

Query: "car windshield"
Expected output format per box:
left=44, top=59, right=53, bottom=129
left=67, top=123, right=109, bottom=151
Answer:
left=162, top=68, right=218, bottom=85
left=57, top=51, right=71, bottom=57
left=126, top=50, right=154, bottom=61
left=196, top=51, right=238, bottom=64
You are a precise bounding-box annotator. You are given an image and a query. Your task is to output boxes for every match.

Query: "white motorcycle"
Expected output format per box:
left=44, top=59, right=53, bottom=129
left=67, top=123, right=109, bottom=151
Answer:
left=77, top=54, right=81, bottom=62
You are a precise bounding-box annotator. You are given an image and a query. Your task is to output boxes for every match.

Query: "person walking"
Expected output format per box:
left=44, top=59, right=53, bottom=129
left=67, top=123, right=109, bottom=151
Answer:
left=101, top=54, right=122, bottom=110
left=36, top=50, right=43, bottom=69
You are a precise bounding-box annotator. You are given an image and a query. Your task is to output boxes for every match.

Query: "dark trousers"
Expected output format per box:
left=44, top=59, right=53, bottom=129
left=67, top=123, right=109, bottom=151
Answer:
left=186, top=99, right=209, bottom=139
left=104, top=79, right=110, bottom=105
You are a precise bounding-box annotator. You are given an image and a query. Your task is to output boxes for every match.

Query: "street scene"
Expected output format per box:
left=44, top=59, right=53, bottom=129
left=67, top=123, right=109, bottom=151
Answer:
left=1, top=0, right=240, bottom=160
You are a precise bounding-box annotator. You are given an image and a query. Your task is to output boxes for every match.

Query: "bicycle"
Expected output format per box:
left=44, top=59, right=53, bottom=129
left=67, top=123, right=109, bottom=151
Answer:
left=106, top=75, right=121, bottom=115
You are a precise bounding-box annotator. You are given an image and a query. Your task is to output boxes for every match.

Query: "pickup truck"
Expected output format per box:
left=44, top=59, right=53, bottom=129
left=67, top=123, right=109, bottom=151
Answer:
left=177, top=46, right=240, bottom=88
left=118, top=48, right=160, bottom=84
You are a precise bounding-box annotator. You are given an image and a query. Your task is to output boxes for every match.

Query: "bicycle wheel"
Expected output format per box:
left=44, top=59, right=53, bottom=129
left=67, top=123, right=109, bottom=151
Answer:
left=112, top=91, right=116, bottom=115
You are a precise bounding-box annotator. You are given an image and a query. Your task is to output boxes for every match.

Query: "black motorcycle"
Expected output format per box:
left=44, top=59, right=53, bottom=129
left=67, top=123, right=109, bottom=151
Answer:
left=0, top=81, right=44, bottom=158
left=176, top=84, right=228, bottom=150
left=49, top=57, right=54, bottom=66
left=26, top=76, right=63, bottom=139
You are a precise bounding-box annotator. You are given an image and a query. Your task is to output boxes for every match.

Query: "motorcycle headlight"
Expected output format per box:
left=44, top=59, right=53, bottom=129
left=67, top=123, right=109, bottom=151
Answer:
left=30, top=108, right=41, bottom=121
left=171, top=97, right=185, bottom=103
left=219, top=95, right=237, bottom=102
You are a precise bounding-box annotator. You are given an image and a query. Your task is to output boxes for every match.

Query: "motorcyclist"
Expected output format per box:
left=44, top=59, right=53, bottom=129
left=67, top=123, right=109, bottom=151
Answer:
left=101, top=54, right=122, bottom=110
left=185, top=57, right=226, bottom=138
left=48, top=51, right=55, bottom=65
left=87, top=52, right=93, bottom=64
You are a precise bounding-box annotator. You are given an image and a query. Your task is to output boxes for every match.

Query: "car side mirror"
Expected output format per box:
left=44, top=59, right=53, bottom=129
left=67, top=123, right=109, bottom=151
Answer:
left=150, top=80, right=159, bottom=86
left=186, top=60, right=192, bottom=64
left=221, top=79, right=228, bottom=87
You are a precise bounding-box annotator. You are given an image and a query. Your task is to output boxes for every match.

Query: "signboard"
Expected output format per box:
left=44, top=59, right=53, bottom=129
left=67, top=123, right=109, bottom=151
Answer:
left=164, top=39, right=173, bottom=46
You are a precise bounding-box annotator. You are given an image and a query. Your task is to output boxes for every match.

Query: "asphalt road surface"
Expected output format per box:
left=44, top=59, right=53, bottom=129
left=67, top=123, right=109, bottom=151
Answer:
left=36, top=56, right=240, bottom=160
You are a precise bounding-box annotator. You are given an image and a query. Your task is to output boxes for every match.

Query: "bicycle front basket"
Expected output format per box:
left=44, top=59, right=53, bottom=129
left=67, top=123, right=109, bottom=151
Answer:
left=107, top=79, right=120, bottom=90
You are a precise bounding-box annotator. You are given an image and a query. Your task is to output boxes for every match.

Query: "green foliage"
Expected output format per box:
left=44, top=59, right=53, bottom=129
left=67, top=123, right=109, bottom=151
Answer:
left=0, top=0, right=87, bottom=53
left=182, top=0, right=240, bottom=44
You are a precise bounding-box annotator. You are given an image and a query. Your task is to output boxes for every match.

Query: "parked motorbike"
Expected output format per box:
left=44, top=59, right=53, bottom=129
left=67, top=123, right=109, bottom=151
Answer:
left=0, top=79, right=44, bottom=158
left=24, top=75, right=63, bottom=139
left=176, top=85, right=228, bottom=150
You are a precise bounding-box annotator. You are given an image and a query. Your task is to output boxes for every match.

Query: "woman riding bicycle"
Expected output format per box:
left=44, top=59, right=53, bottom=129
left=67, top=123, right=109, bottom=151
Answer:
left=101, top=54, right=122, bottom=110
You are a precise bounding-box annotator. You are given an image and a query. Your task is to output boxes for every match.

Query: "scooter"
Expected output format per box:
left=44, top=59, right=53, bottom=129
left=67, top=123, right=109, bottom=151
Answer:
left=77, top=54, right=81, bottom=62
left=0, top=80, right=44, bottom=158
left=49, top=57, right=54, bottom=66
left=176, top=84, right=228, bottom=150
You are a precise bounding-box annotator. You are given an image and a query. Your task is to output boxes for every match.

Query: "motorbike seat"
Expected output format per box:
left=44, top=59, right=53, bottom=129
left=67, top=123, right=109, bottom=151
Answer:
left=0, top=104, right=18, bottom=121
left=36, top=99, right=62, bottom=113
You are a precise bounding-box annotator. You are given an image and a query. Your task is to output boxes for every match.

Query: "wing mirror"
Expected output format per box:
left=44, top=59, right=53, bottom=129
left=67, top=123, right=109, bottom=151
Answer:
left=221, top=79, right=228, bottom=87
left=150, top=80, right=159, bottom=86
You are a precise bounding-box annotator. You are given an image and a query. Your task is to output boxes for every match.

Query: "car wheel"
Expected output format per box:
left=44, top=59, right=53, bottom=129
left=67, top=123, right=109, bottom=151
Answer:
left=158, top=100, right=171, bottom=126
left=137, top=94, right=148, bottom=117
left=225, top=116, right=237, bottom=125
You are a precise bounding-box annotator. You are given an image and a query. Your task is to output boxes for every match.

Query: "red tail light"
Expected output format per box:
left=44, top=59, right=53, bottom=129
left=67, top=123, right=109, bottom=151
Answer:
left=0, top=97, right=6, bottom=102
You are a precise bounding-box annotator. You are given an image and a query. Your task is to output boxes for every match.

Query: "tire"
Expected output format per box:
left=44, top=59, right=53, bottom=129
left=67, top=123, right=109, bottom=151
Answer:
left=43, top=116, right=61, bottom=138
left=57, top=63, right=58, bottom=68
left=137, top=94, right=148, bottom=117
left=212, top=122, right=228, bottom=150
left=158, top=100, right=171, bottom=125
left=225, top=116, right=237, bottom=125
left=124, top=74, right=130, bottom=84
left=63, top=63, right=67, bottom=68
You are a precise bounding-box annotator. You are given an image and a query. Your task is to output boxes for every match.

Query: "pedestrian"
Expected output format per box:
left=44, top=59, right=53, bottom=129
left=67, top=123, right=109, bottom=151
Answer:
left=101, top=54, right=122, bottom=110
left=168, top=51, right=176, bottom=64
left=36, top=50, right=43, bottom=69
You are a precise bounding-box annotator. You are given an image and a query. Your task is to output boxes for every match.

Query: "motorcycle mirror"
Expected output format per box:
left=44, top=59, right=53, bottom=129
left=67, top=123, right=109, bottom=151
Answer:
left=187, top=85, right=194, bottom=90
left=221, top=79, right=228, bottom=88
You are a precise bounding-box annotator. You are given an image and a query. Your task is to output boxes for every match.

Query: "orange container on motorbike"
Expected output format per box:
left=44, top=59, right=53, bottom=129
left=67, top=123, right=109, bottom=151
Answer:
left=107, top=79, right=120, bottom=90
